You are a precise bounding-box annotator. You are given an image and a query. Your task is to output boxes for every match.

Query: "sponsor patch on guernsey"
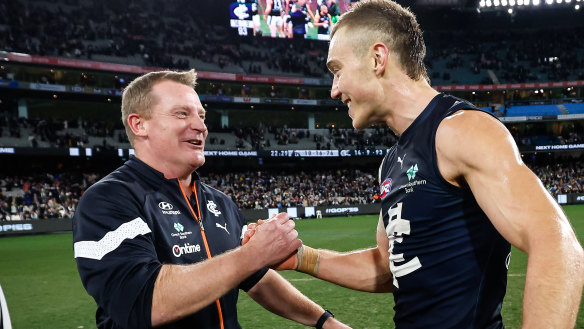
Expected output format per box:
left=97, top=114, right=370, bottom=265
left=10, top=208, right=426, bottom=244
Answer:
left=380, top=179, right=392, bottom=199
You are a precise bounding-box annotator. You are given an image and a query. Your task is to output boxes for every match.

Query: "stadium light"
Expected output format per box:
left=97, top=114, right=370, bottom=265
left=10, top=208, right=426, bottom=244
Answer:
left=480, top=0, right=582, bottom=10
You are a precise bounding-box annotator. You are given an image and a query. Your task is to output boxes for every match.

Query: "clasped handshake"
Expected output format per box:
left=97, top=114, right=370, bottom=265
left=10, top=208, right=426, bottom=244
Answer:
left=241, top=213, right=318, bottom=274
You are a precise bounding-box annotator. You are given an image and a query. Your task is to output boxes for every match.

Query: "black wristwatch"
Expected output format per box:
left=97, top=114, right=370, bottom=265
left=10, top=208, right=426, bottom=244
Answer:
left=315, top=309, right=334, bottom=329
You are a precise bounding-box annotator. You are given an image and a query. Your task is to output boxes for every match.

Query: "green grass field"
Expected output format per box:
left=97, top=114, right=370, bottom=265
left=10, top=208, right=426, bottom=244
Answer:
left=1, top=205, right=583, bottom=328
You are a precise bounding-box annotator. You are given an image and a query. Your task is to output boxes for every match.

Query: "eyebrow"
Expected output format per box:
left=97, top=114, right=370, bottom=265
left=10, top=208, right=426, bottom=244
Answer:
left=170, top=105, right=205, bottom=114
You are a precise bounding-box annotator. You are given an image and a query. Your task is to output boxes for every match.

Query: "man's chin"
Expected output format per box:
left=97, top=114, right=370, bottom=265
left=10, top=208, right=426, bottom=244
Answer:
left=190, top=154, right=205, bottom=169
left=351, top=118, right=367, bottom=130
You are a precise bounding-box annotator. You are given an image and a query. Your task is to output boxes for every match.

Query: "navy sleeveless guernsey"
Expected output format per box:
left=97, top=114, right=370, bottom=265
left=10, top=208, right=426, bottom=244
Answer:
left=379, top=93, right=510, bottom=329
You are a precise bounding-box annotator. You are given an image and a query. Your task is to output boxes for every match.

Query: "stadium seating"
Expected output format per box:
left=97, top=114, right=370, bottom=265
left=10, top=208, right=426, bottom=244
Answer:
left=1, top=0, right=583, bottom=223
left=1, top=0, right=583, bottom=83
left=1, top=157, right=582, bottom=221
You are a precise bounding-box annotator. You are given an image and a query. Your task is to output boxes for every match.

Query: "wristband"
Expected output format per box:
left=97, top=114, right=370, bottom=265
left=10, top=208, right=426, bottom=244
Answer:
left=315, top=309, right=334, bottom=329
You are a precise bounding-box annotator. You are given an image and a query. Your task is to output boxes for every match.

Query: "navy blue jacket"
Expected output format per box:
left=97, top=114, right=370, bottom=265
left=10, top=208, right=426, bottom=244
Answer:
left=73, top=156, right=267, bottom=329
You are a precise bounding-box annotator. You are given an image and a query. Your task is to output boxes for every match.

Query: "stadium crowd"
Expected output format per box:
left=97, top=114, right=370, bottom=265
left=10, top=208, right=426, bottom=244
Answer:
left=1, top=0, right=583, bottom=83
left=0, top=0, right=330, bottom=78
left=1, top=0, right=584, bottom=222
left=202, top=168, right=378, bottom=209
left=0, top=172, right=97, bottom=221
left=1, top=115, right=403, bottom=150
left=530, top=160, right=584, bottom=196
left=1, top=160, right=582, bottom=221
left=7, top=114, right=584, bottom=151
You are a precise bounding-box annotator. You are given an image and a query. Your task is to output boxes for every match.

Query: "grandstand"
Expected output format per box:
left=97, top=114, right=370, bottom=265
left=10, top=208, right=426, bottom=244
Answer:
left=0, top=0, right=583, bottom=328
left=0, top=0, right=583, bottom=216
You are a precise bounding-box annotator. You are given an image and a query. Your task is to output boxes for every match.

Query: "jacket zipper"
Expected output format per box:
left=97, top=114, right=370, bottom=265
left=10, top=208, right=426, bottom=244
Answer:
left=178, top=180, right=225, bottom=329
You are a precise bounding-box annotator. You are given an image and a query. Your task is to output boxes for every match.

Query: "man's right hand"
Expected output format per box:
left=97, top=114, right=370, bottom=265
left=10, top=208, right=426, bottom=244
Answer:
left=242, top=213, right=302, bottom=268
left=243, top=215, right=301, bottom=270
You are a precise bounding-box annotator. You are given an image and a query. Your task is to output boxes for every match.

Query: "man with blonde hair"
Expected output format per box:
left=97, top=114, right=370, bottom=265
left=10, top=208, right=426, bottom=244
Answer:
left=246, top=1, right=584, bottom=328
left=73, top=69, right=351, bottom=329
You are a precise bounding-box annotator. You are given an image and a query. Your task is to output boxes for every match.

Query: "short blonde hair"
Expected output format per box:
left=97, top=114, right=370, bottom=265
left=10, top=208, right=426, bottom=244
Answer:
left=331, top=0, right=429, bottom=83
left=121, top=69, right=198, bottom=146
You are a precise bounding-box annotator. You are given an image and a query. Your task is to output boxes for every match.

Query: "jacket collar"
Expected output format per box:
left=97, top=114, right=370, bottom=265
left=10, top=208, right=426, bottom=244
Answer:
left=125, top=155, right=201, bottom=183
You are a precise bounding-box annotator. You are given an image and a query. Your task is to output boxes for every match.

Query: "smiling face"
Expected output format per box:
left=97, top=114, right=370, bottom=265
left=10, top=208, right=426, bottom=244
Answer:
left=137, top=80, right=208, bottom=176
left=327, top=28, right=383, bottom=130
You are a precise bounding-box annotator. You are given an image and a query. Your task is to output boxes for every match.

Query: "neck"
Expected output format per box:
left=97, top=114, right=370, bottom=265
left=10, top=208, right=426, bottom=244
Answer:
left=383, top=79, right=439, bottom=136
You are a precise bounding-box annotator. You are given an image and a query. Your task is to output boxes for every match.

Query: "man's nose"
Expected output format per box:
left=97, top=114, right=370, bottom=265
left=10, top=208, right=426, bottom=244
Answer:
left=191, top=116, right=207, bottom=134
left=330, top=79, right=341, bottom=99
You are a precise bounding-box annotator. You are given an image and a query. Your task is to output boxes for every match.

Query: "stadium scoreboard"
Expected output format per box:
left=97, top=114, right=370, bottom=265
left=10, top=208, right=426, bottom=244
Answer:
left=268, top=149, right=387, bottom=157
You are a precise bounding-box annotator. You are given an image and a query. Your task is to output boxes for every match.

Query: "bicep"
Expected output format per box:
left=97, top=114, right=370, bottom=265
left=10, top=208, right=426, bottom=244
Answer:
left=466, top=157, right=560, bottom=251
left=437, top=111, right=569, bottom=252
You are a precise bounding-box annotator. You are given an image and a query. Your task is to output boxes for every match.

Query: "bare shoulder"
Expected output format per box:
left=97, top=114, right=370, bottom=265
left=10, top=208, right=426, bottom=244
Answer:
left=435, top=110, right=520, bottom=184
left=438, top=110, right=510, bottom=148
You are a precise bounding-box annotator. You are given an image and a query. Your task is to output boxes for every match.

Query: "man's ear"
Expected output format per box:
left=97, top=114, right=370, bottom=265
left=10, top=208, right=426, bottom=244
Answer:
left=372, top=42, right=389, bottom=77
left=127, top=113, right=147, bottom=137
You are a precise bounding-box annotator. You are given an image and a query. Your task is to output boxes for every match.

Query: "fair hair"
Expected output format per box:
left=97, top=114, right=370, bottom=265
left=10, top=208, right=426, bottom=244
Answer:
left=331, top=0, right=429, bottom=83
left=121, top=69, right=198, bottom=146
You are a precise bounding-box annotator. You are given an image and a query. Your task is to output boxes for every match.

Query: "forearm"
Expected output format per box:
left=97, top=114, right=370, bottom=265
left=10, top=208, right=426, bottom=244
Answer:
left=521, top=240, right=584, bottom=328
left=248, top=270, right=324, bottom=326
left=151, top=246, right=260, bottom=326
left=306, top=247, right=392, bottom=293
